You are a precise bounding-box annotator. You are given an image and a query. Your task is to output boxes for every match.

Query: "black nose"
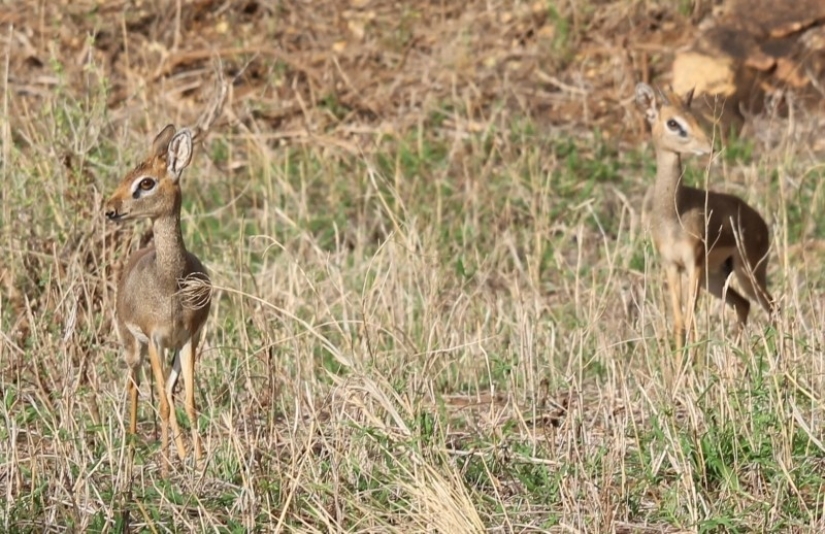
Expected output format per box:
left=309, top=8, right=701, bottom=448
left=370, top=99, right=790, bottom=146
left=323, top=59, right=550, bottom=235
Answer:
left=105, top=210, right=118, bottom=220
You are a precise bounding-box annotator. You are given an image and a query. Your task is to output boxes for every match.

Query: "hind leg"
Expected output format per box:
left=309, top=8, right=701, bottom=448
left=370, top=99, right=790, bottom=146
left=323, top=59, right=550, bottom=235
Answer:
left=665, top=264, right=686, bottom=350
left=703, top=267, right=750, bottom=328
left=165, top=352, right=188, bottom=462
left=180, top=335, right=202, bottom=465
left=734, top=255, right=775, bottom=317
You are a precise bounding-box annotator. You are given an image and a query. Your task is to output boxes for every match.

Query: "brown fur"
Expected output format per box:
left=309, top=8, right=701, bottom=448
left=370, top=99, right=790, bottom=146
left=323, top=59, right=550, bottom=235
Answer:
left=105, top=124, right=211, bottom=471
left=635, top=83, right=775, bottom=352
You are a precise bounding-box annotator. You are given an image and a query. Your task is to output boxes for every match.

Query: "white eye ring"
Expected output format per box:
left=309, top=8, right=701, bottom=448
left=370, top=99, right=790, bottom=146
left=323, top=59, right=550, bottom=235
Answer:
left=130, top=176, right=157, bottom=197
left=666, top=118, right=687, bottom=137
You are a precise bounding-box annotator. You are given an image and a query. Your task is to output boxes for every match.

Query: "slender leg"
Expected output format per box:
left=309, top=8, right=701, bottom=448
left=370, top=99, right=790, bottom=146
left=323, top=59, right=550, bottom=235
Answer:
left=165, top=354, right=188, bottom=461
left=122, top=339, right=144, bottom=449
left=735, top=259, right=774, bottom=318
left=755, top=267, right=775, bottom=318
left=126, top=364, right=140, bottom=470
left=665, top=264, right=684, bottom=350
left=685, top=263, right=701, bottom=348
left=180, top=336, right=202, bottom=465
left=128, top=366, right=140, bottom=435
left=705, top=269, right=750, bottom=328
left=147, top=340, right=171, bottom=475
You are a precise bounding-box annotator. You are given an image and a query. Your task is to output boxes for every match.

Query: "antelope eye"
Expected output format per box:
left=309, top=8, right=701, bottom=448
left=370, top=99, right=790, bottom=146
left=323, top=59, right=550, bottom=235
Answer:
left=139, top=178, right=155, bottom=190
left=666, top=119, right=679, bottom=131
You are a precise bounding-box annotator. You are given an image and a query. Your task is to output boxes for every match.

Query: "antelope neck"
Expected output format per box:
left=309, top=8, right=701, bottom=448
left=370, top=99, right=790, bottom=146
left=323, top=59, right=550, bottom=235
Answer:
left=151, top=210, right=188, bottom=280
left=652, top=147, right=683, bottom=221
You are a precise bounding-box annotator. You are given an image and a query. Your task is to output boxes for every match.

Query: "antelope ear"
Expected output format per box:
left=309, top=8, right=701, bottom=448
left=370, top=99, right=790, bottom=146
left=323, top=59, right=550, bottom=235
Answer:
left=635, top=83, right=659, bottom=124
left=151, top=124, right=177, bottom=160
left=683, top=87, right=696, bottom=108
left=166, top=129, right=193, bottom=182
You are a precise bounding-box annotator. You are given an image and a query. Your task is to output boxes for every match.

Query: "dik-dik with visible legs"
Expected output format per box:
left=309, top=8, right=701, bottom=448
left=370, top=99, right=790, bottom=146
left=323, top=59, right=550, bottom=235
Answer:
left=635, top=82, right=775, bottom=350
left=105, top=125, right=211, bottom=471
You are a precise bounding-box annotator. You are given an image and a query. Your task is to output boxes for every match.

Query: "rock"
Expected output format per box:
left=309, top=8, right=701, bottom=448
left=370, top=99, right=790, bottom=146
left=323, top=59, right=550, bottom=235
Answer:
left=671, top=0, right=825, bottom=134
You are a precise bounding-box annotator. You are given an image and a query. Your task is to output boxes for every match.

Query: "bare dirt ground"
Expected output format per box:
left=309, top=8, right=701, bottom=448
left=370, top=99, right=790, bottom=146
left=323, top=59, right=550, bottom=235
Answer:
left=8, top=0, right=821, bottom=162
left=2, top=1, right=703, bottom=144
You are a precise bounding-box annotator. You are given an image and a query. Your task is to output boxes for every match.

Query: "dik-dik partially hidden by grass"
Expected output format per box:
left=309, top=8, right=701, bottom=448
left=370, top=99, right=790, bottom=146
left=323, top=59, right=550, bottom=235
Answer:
left=105, top=125, right=211, bottom=471
left=635, top=82, right=775, bottom=350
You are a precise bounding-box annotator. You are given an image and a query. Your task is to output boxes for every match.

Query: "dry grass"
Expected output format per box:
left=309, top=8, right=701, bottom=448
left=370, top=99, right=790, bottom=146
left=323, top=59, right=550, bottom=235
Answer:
left=1, top=1, right=825, bottom=532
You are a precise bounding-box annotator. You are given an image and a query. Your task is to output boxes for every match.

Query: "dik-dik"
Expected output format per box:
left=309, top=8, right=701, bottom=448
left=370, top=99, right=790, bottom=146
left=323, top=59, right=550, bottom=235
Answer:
left=105, top=125, right=211, bottom=471
left=635, top=83, right=775, bottom=350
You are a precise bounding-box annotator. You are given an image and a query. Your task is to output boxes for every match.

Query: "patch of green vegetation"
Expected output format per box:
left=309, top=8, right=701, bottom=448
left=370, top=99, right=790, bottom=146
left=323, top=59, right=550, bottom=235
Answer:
left=721, top=131, right=754, bottom=164
left=545, top=4, right=574, bottom=65
left=3, top=481, right=48, bottom=528
left=379, top=132, right=449, bottom=182
left=317, top=342, right=348, bottom=378
left=630, top=241, right=651, bottom=273
left=414, top=408, right=439, bottom=447
left=638, top=369, right=825, bottom=529
left=318, top=93, right=349, bottom=122
left=775, top=164, right=825, bottom=246
left=509, top=441, right=564, bottom=503
left=209, top=137, right=230, bottom=164
left=560, top=132, right=622, bottom=185
left=677, top=0, right=694, bottom=17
